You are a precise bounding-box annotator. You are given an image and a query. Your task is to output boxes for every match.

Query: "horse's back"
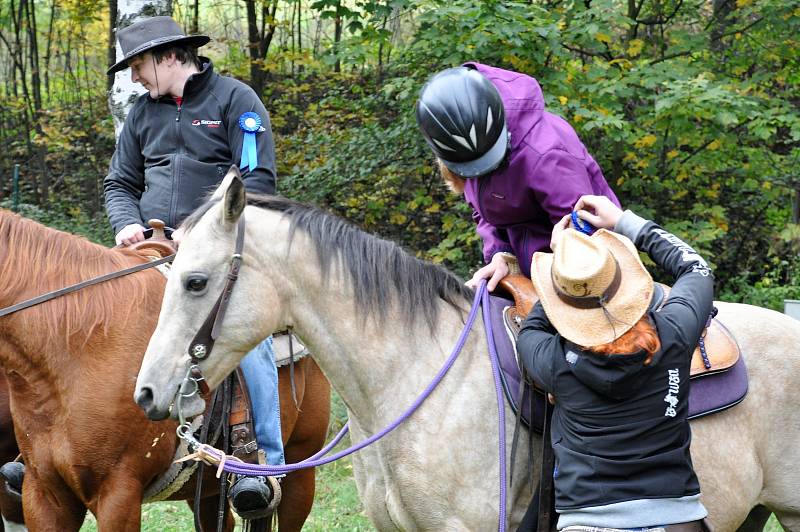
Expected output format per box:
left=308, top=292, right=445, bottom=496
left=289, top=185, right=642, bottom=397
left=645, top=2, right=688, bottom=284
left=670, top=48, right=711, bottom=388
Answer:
left=690, top=300, right=800, bottom=530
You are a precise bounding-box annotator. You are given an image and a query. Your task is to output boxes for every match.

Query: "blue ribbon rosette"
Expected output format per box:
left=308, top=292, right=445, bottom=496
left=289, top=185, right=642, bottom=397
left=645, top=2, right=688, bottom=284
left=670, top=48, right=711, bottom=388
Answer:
left=238, top=112, right=262, bottom=172
left=571, top=210, right=595, bottom=235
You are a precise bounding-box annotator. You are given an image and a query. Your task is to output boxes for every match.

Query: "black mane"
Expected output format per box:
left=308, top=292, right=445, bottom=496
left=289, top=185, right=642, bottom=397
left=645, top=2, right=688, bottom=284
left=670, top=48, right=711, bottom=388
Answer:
left=183, top=194, right=473, bottom=326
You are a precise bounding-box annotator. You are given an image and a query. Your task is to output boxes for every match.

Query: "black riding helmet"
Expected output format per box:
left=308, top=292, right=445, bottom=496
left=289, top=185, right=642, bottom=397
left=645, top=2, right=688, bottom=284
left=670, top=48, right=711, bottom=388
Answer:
left=416, top=66, right=509, bottom=178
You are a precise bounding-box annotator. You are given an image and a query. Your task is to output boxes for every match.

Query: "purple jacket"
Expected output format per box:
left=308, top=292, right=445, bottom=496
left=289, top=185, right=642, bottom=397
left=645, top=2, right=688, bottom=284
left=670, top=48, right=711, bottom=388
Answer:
left=462, top=63, right=619, bottom=277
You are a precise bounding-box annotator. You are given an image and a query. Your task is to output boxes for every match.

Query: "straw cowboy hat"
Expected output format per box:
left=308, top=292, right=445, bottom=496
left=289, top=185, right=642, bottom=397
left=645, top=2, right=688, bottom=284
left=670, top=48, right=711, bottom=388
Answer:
left=107, top=16, right=210, bottom=75
left=531, top=228, right=654, bottom=347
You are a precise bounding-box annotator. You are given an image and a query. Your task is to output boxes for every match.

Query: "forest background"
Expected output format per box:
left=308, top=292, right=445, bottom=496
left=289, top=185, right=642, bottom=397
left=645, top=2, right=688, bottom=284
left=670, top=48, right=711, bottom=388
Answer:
left=1, top=0, right=799, bottom=304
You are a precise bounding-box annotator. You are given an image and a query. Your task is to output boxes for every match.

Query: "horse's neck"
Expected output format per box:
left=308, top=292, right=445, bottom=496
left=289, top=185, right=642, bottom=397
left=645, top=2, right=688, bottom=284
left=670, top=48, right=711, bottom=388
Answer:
left=289, top=283, right=487, bottom=429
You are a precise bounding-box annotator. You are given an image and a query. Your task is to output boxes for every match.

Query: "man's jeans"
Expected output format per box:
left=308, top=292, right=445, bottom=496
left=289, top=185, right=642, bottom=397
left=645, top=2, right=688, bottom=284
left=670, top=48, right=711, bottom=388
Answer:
left=239, top=337, right=285, bottom=467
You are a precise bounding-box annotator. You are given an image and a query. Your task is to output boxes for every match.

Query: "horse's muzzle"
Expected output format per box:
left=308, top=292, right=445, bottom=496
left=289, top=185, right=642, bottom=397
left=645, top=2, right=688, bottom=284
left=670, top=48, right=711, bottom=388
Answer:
left=135, top=386, right=170, bottom=421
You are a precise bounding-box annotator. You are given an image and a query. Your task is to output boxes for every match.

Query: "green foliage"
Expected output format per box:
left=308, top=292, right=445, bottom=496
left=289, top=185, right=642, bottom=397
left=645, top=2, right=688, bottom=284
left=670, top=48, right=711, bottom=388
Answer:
left=274, top=70, right=482, bottom=278
left=1, top=0, right=798, bottom=301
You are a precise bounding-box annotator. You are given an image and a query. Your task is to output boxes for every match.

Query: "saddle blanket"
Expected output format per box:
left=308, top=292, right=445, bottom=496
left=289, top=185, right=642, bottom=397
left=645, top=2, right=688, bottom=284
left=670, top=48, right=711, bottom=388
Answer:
left=489, top=294, right=749, bottom=432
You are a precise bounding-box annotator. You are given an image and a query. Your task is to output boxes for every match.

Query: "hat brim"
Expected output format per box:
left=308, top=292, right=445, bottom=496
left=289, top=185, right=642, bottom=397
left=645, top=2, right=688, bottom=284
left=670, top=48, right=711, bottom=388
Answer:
left=531, top=229, right=654, bottom=347
left=107, top=35, right=210, bottom=75
left=442, top=124, right=509, bottom=178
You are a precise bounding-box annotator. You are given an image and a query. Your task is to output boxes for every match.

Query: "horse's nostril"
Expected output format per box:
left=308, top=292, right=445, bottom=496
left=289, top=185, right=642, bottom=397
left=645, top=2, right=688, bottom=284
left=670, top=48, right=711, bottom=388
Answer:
left=135, top=387, right=154, bottom=410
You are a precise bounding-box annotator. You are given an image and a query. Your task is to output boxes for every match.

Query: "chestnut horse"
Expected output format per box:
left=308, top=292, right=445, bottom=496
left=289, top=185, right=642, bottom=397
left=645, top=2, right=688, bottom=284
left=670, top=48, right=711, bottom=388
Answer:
left=0, top=209, right=330, bottom=531
left=137, top=174, right=800, bottom=531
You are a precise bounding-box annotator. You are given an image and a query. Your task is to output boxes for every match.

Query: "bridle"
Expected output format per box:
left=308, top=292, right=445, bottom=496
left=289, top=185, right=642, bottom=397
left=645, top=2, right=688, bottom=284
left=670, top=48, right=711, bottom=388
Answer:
left=176, top=215, right=245, bottom=428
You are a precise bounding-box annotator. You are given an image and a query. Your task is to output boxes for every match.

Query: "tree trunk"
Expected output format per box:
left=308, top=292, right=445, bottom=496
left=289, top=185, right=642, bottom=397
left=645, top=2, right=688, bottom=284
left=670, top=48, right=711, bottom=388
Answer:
left=108, top=0, right=172, bottom=140
left=333, top=0, right=342, bottom=73
left=296, top=0, right=303, bottom=72
left=25, top=0, right=42, bottom=112
left=107, top=0, right=117, bottom=92
left=711, top=0, right=736, bottom=52
left=191, top=0, right=199, bottom=34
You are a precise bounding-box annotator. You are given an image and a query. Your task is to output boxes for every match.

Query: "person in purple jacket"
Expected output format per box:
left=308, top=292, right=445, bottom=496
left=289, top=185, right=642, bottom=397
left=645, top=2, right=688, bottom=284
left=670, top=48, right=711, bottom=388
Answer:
left=416, top=63, right=620, bottom=289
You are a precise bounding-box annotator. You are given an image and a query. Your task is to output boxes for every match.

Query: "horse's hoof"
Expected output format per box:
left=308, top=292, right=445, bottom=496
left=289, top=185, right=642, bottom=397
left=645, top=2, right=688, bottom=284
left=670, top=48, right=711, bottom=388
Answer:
left=228, top=474, right=281, bottom=520
left=0, top=461, right=24, bottom=498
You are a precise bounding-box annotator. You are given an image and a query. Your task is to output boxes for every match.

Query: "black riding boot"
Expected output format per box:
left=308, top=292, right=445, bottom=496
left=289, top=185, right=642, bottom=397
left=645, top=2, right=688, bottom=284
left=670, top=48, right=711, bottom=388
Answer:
left=228, top=474, right=282, bottom=520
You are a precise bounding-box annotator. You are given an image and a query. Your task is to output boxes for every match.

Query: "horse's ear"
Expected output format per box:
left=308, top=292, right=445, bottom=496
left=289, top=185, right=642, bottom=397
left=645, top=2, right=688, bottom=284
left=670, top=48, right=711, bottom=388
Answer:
left=222, top=174, right=246, bottom=226
left=211, top=166, right=242, bottom=202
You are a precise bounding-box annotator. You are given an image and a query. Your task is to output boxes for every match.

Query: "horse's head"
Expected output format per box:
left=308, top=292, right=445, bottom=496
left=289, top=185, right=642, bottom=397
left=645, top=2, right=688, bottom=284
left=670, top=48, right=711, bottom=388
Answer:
left=134, top=168, right=285, bottom=420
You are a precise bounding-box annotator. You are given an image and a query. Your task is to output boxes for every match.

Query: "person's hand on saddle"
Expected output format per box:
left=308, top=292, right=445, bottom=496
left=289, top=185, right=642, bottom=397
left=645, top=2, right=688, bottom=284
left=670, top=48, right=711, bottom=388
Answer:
left=466, top=251, right=519, bottom=292
left=573, top=195, right=624, bottom=230
left=115, top=223, right=146, bottom=246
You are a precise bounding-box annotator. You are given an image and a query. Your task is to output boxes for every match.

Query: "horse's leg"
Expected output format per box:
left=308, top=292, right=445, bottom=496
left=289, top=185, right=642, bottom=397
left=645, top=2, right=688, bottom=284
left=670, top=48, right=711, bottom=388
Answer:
left=21, top=474, right=85, bottom=532
left=276, top=359, right=331, bottom=532
left=0, top=486, right=24, bottom=532
left=735, top=505, right=771, bottom=532
left=92, top=475, right=145, bottom=532
left=188, top=497, right=235, bottom=532
left=774, top=511, right=800, bottom=532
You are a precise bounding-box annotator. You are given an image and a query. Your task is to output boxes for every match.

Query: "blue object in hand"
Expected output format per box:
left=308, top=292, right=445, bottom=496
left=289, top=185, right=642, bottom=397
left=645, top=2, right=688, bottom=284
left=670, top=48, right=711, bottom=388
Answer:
left=571, top=211, right=595, bottom=235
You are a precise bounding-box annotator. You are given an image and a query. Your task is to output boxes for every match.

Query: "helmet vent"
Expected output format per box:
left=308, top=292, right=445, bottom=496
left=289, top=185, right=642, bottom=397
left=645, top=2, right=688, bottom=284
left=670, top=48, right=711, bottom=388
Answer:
left=451, top=134, right=473, bottom=151
left=433, top=138, right=457, bottom=152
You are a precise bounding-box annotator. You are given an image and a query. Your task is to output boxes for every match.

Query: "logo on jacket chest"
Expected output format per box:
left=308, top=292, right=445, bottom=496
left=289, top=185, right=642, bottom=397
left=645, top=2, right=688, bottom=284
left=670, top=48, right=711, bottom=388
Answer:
left=191, top=119, right=222, bottom=128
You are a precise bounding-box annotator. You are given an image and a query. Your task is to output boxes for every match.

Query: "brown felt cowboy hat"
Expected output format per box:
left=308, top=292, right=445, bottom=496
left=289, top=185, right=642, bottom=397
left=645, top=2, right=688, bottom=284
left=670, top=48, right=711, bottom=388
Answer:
left=531, top=228, right=654, bottom=348
left=107, top=16, right=210, bottom=75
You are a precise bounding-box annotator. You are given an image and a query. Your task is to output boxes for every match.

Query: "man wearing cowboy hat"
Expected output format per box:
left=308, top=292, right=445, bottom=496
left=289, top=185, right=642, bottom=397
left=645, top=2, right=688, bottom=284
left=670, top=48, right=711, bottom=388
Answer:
left=103, top=15, right=283, bottom=519
left=517, top=195, right=714, bottom=531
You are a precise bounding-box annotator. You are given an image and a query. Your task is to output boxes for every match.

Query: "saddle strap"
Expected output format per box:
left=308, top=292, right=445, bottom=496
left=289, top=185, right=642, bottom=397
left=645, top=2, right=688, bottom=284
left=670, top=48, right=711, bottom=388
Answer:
left=537, top=401, right=556, bottom=532
left=229, top=368, right=259, bottom=463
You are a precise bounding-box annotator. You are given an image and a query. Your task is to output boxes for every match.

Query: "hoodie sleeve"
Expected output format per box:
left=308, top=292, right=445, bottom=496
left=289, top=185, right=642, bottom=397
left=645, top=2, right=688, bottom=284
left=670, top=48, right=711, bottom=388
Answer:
left=472, top=207, right=514, bottom=264
left=225, top=83, right=277, bottom=195
left=615, top=211, right=715, bottom=352
left=517, top=301, right=561, bottom=392
left=104, top=106, right=146, bottom=235
left=530, top=150, right=621, bottom=225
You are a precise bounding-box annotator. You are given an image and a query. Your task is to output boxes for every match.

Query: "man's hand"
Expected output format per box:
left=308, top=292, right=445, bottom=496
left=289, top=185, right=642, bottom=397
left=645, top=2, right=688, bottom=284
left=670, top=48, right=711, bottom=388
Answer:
left=573, top=195, right=623, bottom=230
left=115, top=223, right=146, bottom=246
left=466, top=252, right=512, bottom=292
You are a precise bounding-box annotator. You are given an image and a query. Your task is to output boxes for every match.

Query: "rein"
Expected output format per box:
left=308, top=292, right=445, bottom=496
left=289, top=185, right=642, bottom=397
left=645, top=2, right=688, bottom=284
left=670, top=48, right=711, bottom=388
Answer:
left=175, top=273, right=511, bottom=532
left=0, top=253, right=175, bottom=318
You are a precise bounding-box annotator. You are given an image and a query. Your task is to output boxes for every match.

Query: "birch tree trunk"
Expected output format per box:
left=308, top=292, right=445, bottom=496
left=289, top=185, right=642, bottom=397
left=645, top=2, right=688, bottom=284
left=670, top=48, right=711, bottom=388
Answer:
left=108, top=0, right=172, bottom=140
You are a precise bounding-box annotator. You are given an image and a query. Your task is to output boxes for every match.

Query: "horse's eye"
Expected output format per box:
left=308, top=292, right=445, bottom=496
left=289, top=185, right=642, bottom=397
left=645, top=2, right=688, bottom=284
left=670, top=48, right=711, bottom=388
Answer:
left=185, top=275, right=208, bottom=292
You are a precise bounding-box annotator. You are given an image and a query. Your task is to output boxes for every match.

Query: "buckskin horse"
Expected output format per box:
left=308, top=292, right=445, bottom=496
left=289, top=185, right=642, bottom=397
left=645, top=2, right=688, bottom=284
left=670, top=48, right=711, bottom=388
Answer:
left=135, top=172, right=800, bottom=531
left=0, top=208, right=330, bottom=531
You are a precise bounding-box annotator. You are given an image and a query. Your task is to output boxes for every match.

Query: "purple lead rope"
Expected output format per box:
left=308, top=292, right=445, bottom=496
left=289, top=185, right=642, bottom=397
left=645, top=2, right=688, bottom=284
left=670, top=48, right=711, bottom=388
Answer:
left=181, top=281, right=508, bottom=531
left=482, top=285, right=508, bottom=532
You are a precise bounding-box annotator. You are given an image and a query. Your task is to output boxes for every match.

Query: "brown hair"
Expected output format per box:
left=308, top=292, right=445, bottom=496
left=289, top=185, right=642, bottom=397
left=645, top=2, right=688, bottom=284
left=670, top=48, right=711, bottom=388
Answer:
left=587, top=315, right=661, bottom=365
left=436, top=160, right=466, bottom=194
left=151, top=44, right=202, bottom=70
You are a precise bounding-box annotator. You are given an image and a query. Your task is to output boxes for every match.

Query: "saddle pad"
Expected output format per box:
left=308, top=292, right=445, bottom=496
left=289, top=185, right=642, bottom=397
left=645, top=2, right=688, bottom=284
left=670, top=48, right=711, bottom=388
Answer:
left=272, top=332, right=310, bottom=367
left=488, top=294, right=748, bottom=429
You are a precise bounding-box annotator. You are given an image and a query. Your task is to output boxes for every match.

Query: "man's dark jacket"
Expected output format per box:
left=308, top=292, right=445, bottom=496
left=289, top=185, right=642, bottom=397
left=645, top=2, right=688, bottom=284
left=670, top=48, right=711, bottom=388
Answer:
left=517, top=212, right=714, bottom=517
left=104, top=60, right=276, bottom=234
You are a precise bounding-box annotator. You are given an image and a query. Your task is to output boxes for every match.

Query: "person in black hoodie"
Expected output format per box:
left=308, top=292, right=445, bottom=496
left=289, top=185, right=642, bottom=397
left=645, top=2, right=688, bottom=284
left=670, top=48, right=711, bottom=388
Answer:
left=517, top=194, right=714, bottom=531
